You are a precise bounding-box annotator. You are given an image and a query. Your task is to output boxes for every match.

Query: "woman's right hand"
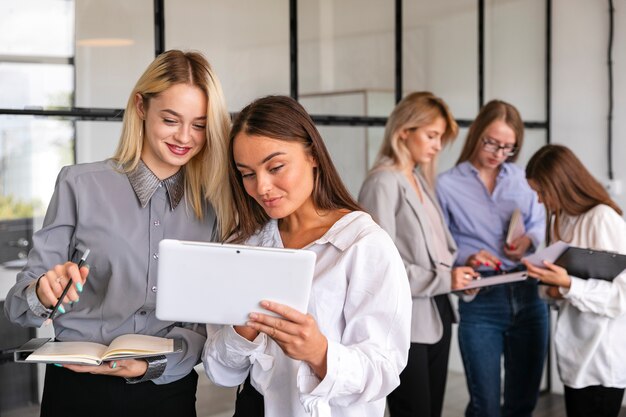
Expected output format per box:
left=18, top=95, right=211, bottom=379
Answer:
left=451, top=266, right=480, bottom=290
left=35, top=262, right=89, bottom=310
left=466, top=250, right=502, bottom=271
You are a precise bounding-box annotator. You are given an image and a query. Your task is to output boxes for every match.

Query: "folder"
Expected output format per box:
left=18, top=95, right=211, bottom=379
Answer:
left=554, top=247, right=626, bottom=281
left=524, top=241, right=626, bottom=282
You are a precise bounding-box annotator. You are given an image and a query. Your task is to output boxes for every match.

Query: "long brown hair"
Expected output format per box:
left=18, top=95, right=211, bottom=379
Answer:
left=456, top=99, right=524, bottom=165
left=373, top=91, right=458, bottom=186
left=526, top=144, right=622, bottom=241
left=227, top=95, right=362, bottom=242
left=112, top=50, right=234, bottom=238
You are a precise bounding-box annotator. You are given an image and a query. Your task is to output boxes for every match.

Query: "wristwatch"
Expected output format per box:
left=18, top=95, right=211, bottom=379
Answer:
left=125, top=355, right=167, bottom=384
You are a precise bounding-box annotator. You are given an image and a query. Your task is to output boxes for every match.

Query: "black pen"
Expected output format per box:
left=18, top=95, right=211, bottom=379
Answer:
left=48, top=249, right=90, bottom=321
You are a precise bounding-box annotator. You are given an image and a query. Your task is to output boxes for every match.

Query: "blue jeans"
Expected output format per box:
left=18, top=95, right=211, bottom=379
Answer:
left=458, top=279, right=548, bottom=417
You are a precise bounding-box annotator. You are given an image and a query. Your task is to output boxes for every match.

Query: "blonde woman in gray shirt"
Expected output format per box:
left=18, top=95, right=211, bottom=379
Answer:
left=4, top=50, right=233, bottom=417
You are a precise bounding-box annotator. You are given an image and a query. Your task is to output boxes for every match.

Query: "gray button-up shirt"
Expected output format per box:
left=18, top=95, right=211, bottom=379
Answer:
left=4, top=159, right=216, bottom=384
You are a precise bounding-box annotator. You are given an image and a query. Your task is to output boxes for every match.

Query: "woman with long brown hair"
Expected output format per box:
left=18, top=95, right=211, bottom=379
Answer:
left=359, top=92, right=477, bottom=417
left=436, top=100, right=548, bottom=417
left=523, top=144, right=626, bottom=417
left=202, top=95, right=412, bottom=417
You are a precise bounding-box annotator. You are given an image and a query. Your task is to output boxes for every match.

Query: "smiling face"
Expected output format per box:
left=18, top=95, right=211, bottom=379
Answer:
left=233, top=133, right=318, bottom=220
left=137, top=83, right=207, bottom=179
left=401, top=116, right=446, bottom=166
left=472, top=119, right=517, bottom=171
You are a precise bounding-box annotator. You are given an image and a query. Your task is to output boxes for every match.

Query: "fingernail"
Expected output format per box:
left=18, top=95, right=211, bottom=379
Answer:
left=249, top=313, right=258, bottom=319
left=483, top=261, right=489, bottom=266
left=54, top=363, right=63, bottom=367
left=260, top=301, right=269, bottom=307
left=76, top=282, right=83, bottom=293
left=84, top=263, right=91, bottom=270
left=111, top=361, right=117, bottom=369
left=497, top=261, right=502, bottom=266
left=58, top=305, right=66, bottom=314
left=510, top=245, right=516, bottom=250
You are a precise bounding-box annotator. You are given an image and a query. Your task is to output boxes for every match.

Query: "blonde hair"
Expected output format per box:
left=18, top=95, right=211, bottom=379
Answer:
left=112, top=50, right=234, bottom=239
left=373, top=91, right=458, bottom=186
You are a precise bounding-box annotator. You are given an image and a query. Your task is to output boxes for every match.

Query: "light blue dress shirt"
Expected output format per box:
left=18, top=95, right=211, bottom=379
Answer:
left=436, top=161, right=545, bottom=271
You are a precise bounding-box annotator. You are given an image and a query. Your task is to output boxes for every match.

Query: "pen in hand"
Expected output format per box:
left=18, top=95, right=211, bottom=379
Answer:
left=47, top=249, right=90, bottom=321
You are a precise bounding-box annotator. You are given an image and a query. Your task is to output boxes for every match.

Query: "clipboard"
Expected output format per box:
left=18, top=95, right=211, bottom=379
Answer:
left=457, top=270, right=528, bottom=290
left=554, top=247, right=626, bottom=281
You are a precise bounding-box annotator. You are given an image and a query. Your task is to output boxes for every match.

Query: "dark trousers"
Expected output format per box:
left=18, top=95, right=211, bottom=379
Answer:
left=233, top=375, right=264, bottom=417
left=387, top=295, right=454, bottom=417
left=458, top=279, right=548, bottom=417
left=40, top=364, right=198, bottom=417
left=564, top=385, right=625, bottom=417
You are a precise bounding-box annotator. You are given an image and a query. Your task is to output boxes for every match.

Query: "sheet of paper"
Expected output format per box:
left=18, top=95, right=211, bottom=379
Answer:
left=522, top=241, right=570, bottom=267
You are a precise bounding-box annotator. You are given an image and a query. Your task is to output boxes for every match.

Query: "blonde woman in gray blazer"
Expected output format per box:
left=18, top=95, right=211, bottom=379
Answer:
left=359, top=92, right=477, bottom=417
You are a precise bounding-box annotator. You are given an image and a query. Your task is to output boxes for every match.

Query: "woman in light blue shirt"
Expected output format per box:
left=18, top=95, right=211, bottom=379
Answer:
left=5, top=50, right=233, bottom=417
left=436, top=100, right=547, bottom=417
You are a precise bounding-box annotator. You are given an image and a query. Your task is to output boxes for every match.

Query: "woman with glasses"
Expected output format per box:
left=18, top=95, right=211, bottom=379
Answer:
left=436, top=100, right=548, bottom=417
left=358, top=92, right=478, bottom=417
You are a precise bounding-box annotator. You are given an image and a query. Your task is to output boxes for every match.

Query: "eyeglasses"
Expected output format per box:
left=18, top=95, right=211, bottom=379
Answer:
left=481, top=138, right=517, bottom=157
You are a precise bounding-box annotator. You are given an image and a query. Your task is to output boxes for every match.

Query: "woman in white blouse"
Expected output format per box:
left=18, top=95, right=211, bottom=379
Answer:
left=522, top=144, right=626, bottom=417
left=202, top=95, right=412, bottom=417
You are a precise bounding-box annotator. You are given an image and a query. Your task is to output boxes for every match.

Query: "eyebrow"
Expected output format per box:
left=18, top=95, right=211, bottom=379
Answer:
left=161, top=109, right=207, bottom=120
left=236, top=151, right=286, bottom=169
left=484, top=136, right=516, bottom=147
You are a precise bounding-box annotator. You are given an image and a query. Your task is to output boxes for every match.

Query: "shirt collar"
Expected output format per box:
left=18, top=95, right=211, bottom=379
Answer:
left=127, top=160, right=185, bottom=209
left=460, top=160, right=511, bottom=179
left=257, top=211, right=369, bottom=252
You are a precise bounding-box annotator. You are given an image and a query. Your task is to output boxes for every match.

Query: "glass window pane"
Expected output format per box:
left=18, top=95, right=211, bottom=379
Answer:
left=0, top=116, right=74, bottom=265
left=517, top=128, right=547, bottom=167
left=403, top=0, right=478, bottom=120
left=75, top=0, right=154, bottom=108
left=485, top=0, right=546, bottom=121
left=315, top=125, right=369, bottom=198
left=0, top=63, right=73, bottom=110
left=76, top=121, right=122, bottom=164
left=299, top=0, right=394, bottom=116
left=165, top=0, right=290, bottom=112
left=0, top=0, right=74, bottom=57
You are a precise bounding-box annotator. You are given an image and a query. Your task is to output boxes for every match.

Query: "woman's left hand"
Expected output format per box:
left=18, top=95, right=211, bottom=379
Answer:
left=62, top=358, right=148, bottom=378
left=247, top=300, right=328, bottom=379
left=522, top=259, right=571, bottom=288
left=503, top=235, right=532, bottom=261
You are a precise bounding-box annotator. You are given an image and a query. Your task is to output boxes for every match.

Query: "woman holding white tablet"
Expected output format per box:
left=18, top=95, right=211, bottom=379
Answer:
left=202, top=95, right=412, bottom=417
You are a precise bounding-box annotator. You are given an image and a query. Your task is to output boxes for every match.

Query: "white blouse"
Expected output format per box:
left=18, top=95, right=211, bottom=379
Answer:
left=203, top=211, right=412, bottom=416
left=553, top=204, right=626, bottom=388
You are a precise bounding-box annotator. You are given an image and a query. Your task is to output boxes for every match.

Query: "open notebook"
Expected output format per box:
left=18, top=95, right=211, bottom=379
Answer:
left=14, top=334, right=181, bottom=365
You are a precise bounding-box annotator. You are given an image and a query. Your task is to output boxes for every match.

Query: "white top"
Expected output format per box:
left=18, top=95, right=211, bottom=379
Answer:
left=553, top=204, right=626, bottom=388
left=203, top=211, right=412, bottom=417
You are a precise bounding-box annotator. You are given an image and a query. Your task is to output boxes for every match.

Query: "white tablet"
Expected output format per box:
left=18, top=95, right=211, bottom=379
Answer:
left=155, top=239, right=316, bottom=325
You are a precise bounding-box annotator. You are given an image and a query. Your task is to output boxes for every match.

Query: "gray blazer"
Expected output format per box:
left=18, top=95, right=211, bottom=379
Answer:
left=358, top=167, right=458, bottom=344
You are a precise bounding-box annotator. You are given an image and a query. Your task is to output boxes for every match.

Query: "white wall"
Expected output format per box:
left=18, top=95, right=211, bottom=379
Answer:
left=552, top=0, right=626, bottom=212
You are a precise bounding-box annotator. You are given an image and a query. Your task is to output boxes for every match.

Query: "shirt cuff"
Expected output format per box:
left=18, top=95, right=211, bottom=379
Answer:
left=297, top=340, right=362, bottom=398
left=125, top=355, right=167, bottom=384
left=223, top=326, right=266, bottom=352
left=26, top=276, right=52, bottom=319
left=560, top=276, right=583, bottom=298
